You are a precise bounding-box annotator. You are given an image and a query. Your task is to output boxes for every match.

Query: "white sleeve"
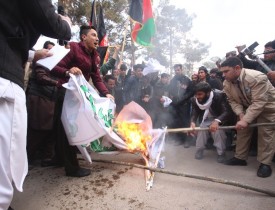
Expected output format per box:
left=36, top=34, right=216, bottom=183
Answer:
left=28, top=50, right=35, bottom=62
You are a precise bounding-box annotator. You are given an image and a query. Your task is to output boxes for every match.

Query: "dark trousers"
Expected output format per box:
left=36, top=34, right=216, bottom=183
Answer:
left=54, top=89, right=79, bottom=173
left=27, top=128, right=55, bottom=162
left=168, top=103, right=191, bottom=141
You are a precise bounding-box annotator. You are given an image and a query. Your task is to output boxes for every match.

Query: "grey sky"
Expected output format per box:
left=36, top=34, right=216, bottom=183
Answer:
left=169, top=0, right=275, bottom=59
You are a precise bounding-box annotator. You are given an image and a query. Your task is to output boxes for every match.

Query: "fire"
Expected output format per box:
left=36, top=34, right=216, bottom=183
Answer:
left=116, top=122, right=152, bottom=151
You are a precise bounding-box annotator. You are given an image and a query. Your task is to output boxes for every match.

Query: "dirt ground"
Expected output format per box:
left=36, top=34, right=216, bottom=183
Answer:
left=11, top=136, right=275, bottom=210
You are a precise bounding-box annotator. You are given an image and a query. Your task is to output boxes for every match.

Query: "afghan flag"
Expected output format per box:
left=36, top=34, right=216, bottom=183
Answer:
left=89, top=0, right=97, bottom=28
left=129, top=0, right=156, bottom=47
left=97, top=46, right=109, bottom=66
left=98, top=5, right=108, bottom=47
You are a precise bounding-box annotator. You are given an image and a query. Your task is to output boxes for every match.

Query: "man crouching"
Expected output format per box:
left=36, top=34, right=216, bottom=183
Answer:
left=190, top=82, right=235, bottom=163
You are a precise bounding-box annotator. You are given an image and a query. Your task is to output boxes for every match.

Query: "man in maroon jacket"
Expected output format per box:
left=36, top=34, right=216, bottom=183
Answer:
left=52, top=25, right=113, bottom=178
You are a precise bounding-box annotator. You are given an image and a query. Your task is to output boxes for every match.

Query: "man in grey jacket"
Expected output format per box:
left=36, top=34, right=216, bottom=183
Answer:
left=0, top=0, right=71, bottom=209
left=221, top=57, right=275, bottom=178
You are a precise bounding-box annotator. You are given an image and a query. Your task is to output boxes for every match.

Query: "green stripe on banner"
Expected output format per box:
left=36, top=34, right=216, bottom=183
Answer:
left=136, top=18, right=156, bottom=46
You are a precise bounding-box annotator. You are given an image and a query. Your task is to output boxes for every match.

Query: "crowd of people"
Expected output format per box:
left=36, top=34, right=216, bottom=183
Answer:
left=25, top=36, right=275, bottom=182
left=1, top=0, right=275, bottom=209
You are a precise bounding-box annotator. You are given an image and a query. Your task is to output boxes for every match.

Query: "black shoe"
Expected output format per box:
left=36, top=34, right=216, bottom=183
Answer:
left=66, top=167, right=91, bottom=177
left=183, top=140, right=190, bottom=148
left=224, top=157, right=247, bottom=166
left=257, top=164, right=272, bottom=178
left=195, top=149, right=204, bottom=160
left=41, top=159, right=57, bottom=167
left=217, top=153, right=226, bottom=163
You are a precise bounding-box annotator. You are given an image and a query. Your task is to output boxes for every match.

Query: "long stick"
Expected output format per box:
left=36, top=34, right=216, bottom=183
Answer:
left=92, top=159, right=275, bottom=197
left=119, top=21, right=128, bottom=65
left=167, top=122, right=275, bottom=133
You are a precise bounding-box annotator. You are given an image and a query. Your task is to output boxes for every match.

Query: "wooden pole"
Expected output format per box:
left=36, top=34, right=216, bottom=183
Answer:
left=167, top=122, right=275, bottom=133
left=92, top=159, right=275, bottom=197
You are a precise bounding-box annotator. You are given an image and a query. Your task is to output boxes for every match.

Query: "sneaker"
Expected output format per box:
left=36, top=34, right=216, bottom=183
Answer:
left=224, top=157, right=247, bottom=166
left=195, top=149, right=204, bottom=160
left=217, top=153, right=226, bottom=163
left=257, top=163, right=272, bottom=178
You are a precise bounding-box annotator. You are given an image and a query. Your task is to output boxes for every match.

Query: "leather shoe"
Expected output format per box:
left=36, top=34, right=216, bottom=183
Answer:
left=224, top=157, right=247, bottom=166
left=66, top=167, right=91, bottom=177
left=257, top=164, right=272, bottom=178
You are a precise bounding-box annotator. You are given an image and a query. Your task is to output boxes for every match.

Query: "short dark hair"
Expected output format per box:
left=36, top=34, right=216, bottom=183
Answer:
left=264, top=41, right=274, bottom=49
left=80, top=25, right=96, bottom=41
left=195, top=82, right=212, bottom=93
left=161, top=73, right=169, bottom=78
left=43, top=41, right=55, bottom=49
left=133, top=64, right=144, bottom=71
left=103, top=75, right=116, bottom=83
left=221, top=56, right=243, bottom=68
left=210, top=68, right=219, bottom=74
left=198, top=66, right=208, bottom=72
left=120, top=64, right=127, bottom=71
left=174, top=64, right=182, bottom=69
left=271, top=40, right=275, bottom=49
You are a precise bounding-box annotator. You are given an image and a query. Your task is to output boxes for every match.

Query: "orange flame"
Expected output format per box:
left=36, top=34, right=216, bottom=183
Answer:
left=116, top=122, right=152, bottom=151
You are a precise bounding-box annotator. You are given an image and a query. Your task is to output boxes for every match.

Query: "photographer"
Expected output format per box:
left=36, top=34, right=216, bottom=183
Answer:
left=237, top=40, right=275, bottom=86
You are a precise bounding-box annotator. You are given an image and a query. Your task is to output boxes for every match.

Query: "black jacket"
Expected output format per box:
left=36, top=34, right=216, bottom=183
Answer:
left=239, top=53, right=275, bottom=74
left=124, top=75, right=142, bottom=104
left=169, top=74, right=194, bottom=106
left=0, top=0, right=71, bottom=88
left=191, top=90, right=236, bottom=125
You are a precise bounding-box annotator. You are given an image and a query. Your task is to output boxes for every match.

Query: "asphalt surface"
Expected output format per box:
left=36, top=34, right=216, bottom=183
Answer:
left=11, top=136, right=275, bottom=210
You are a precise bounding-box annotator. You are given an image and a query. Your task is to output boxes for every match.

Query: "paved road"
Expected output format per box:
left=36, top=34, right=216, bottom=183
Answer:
left=11, top=137, right=275, bottom=210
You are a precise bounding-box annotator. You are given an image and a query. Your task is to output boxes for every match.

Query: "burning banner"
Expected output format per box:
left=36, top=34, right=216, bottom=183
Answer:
left=62, top=75, right=166, bottom=190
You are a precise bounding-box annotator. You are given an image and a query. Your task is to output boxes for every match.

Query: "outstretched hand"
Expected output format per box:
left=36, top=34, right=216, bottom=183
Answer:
left=106, top=94, right=114, bottom=101
left=33, top=49, right=53, bottom=62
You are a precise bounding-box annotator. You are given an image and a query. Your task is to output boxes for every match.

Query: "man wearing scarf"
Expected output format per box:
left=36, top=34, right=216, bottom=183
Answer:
left=190, top=82, right=235, bottom=163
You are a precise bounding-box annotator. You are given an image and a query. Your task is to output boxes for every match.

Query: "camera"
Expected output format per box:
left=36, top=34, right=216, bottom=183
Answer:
left=241, top=41, right=271, bottom=72
left=241, top=41, right=259, bottom=57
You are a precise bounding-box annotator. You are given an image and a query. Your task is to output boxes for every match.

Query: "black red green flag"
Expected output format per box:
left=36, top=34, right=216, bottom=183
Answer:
left=129, top=0, right=156, bottom=47
left=98, top=5, right=108, bottom=47
left=97, top=46, right=109, bottom=66
left=89, top=1, right=109, bottom=66
left=89, top=0, right=97, bottom=28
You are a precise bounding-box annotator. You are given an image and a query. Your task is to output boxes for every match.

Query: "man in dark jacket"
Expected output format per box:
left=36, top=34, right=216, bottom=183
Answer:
left=151, top=73, right=170, bottom=128
left=169, top=64, right=194, bottom=147
left=115, top=64, right=128, bottom=113
left=0, top=0, right=71, bottom=209
left=124, top=64, right=144, bottom=104
left=190, top=82, right=235, bottom=163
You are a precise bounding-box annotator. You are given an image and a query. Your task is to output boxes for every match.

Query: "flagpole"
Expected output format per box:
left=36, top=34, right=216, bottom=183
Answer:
left=119, top=21, right=128, bottom=67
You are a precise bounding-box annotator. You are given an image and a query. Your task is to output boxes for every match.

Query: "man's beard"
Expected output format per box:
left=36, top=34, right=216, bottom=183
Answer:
left=198, top=95, right=209, bottom=104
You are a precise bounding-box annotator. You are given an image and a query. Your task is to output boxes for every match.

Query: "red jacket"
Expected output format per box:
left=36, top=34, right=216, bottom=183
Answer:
left=52, top=41, right=109, bottom=96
